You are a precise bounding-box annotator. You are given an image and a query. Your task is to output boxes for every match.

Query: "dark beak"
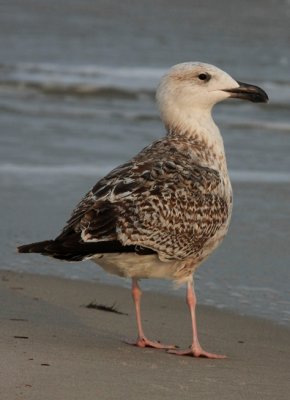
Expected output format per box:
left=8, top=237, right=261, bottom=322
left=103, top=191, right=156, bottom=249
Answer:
left=224, top=81, right=269, bottom=103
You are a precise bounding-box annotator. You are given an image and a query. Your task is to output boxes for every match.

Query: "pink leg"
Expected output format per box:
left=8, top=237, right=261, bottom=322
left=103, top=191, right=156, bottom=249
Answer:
left=126, top=278, right=176, bottom=350
left=168, top=281, right=226, bottom=358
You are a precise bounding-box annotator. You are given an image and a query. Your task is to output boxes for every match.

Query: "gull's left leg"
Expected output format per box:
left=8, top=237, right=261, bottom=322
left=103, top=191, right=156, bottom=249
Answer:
left=168, top=281, right=226, bottom=358
left=126, top=278, right=177, bottom=349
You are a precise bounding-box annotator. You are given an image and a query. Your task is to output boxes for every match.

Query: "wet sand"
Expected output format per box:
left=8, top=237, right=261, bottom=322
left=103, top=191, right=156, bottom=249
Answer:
left=0, top=270, right=290, bottom=399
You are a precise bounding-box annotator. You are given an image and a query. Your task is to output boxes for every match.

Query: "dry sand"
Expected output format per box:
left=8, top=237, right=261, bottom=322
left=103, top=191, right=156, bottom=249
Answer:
left=0, top=270, right=289, bottom=400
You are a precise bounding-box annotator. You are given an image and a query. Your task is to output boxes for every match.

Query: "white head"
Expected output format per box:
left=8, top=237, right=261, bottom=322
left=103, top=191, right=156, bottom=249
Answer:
left=156, top=62, right=268, bottom=133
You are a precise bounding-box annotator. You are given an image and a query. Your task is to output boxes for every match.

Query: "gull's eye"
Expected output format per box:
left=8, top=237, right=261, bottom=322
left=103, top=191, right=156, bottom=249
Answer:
left=198, top=73, right=211, bottom=82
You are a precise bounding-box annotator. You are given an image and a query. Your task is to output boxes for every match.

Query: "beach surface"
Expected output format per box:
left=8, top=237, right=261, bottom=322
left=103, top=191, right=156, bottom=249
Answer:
left=0, top=270, right=289, bottom=400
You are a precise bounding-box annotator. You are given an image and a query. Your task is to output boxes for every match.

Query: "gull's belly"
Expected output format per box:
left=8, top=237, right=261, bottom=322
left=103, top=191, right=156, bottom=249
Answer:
left=91, top=220, right=229, bottom=283
left=92, top=253, right=184, bottom=281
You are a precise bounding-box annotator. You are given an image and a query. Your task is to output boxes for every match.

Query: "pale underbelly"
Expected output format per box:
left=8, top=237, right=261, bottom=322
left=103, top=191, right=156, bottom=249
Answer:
left=89, top=223, right=229, bottom=283
left=90, top=251, right=209, bottom=284
left=91, top=253, right=187, bottom=281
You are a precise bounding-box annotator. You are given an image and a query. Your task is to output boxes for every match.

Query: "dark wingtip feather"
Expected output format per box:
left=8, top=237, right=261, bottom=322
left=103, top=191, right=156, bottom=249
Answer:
left=17, top=236, right=157, bottom=261
left=17, top=240, right=54, bottom=254
left=17, top=244, right=31, bottom=253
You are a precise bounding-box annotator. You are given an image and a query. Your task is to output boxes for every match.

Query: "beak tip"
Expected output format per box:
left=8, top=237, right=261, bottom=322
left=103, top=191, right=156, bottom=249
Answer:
left=226, top=81, right=269, bottom=104
left=250, top=92, right=269, bottom=104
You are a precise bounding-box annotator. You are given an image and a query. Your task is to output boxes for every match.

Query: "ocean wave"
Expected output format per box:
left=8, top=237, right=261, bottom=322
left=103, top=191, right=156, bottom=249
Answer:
left=1, top=163, right=290, bottom=183
left=0, top=101, right=159, bottom=121
left=1, top=62, right=289, bottom=104
left=1, top=81, right=153, bottom=99
left=224, top=120, right=290, bottom=133
left=230, top=170, right=290, bottom=183
left=0, top=163, right=111, bottom=177
left=0, top=62, right=164, bottom=98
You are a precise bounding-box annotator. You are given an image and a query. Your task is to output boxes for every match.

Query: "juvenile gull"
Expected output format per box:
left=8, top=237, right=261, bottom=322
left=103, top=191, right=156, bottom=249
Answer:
left=18, top=62, right=268, bottom=358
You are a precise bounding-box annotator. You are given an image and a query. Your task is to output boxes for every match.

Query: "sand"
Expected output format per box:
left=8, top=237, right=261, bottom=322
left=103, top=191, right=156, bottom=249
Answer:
left=0, top=270, right=289, bottom=400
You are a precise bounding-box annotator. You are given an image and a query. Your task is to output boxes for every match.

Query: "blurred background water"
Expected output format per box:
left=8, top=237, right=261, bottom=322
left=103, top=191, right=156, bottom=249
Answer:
left=0, top=0, right=290, bottom=325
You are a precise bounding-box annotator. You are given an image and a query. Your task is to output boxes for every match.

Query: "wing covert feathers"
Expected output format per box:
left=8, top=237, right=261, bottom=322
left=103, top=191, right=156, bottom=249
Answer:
left=51, top=135, right=231, bottom=262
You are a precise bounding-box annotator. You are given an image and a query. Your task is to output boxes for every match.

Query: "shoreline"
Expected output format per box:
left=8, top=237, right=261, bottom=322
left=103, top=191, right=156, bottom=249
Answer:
left=1, top=270, right=290, bottom=399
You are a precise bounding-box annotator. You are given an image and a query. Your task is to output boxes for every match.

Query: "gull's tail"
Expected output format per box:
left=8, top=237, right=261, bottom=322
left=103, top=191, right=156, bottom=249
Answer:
left=17, top=239, right=89, bottom=261
left=17, top=240, right=66, bottom=257
left=18, top=237, right=156, bottom=262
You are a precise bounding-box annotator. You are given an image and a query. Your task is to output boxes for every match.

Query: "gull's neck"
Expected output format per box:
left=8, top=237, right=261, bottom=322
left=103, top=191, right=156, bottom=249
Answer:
left=162, top=102, right=232, bottom=204
left=166, top=107, right=219, bottom=140
left=162, top=104, right=227, bottom=170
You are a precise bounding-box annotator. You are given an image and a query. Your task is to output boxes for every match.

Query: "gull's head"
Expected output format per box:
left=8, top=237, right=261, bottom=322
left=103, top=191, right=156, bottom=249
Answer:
left=156, top=62, right=268, bottom=130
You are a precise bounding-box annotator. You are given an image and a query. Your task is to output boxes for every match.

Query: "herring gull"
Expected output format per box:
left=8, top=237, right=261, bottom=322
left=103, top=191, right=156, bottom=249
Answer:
left=18, top=62, right=268, bottom=358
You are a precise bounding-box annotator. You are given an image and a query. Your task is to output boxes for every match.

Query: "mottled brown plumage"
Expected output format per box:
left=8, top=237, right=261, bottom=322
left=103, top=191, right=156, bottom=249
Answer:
left=54, top=134, right=230, bottom=266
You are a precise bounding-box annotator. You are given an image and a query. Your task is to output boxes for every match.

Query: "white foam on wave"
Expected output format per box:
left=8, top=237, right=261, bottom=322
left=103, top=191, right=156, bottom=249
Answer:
left=230, top=170, right=290, bottom=183
left=0, top=163, right=111, bottom=177
left=0, top=62, right=165, bottom=95
left=1, top=62, right=290, bottom=105
left=1, top=163, right=290, bottom=183
left=224, top=120, right=290, bottom=133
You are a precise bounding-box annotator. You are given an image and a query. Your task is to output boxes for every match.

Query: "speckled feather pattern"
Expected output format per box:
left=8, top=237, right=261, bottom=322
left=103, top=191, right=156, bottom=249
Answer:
left=58, top=131, right=232, bottom=279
